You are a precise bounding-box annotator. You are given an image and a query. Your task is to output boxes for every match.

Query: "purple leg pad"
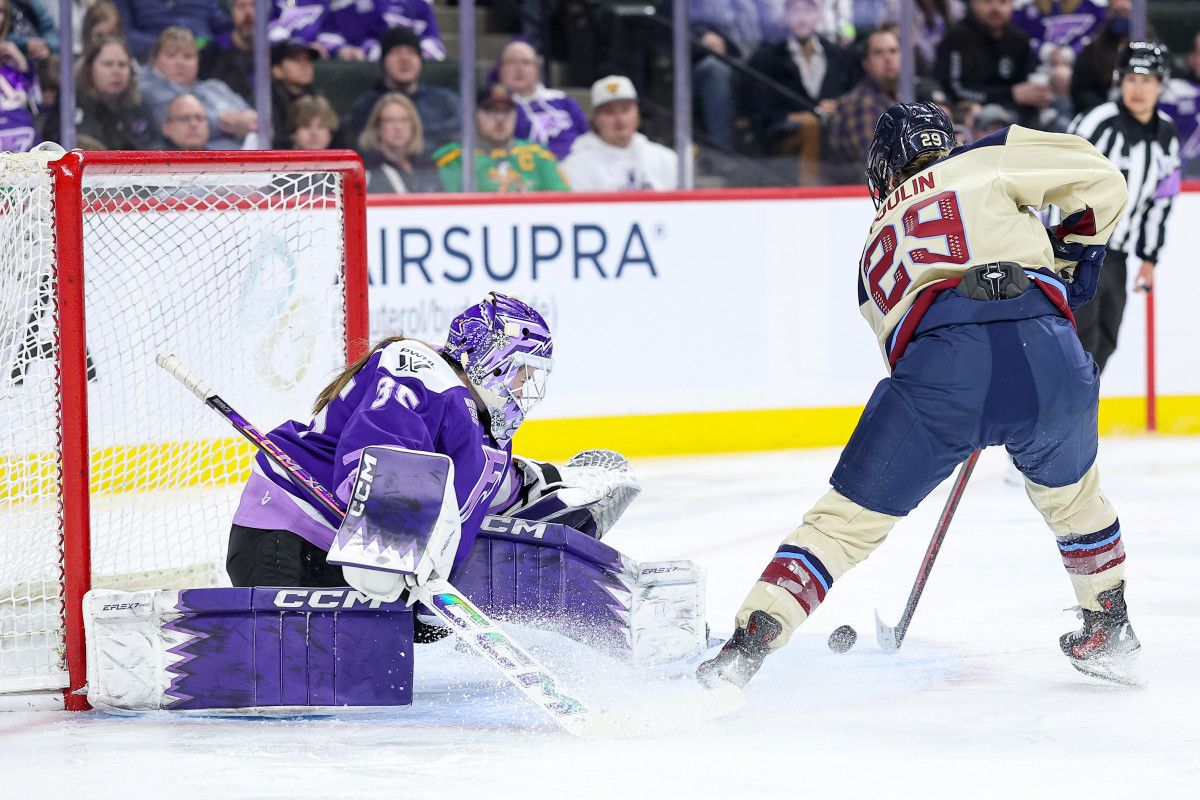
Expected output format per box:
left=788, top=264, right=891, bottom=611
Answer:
left=165, top=588, right=414, bottom=710
left=453, top=517, right=636, bottom=651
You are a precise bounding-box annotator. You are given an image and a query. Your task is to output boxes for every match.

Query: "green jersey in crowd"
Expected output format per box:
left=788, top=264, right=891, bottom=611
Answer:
left=433, top=139, right=570, bottom=192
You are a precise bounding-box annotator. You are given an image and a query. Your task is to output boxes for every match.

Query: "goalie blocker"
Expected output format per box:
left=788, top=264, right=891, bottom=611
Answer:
left=85, top=522, right=705, bottom=712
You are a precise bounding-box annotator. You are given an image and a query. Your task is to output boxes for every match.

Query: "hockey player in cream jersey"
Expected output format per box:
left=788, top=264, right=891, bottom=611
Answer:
left=699, top=103, right=1140, bottom=687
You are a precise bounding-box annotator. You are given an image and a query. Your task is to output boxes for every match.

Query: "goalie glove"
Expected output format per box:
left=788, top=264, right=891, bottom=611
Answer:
left=329, top=446, right=462, bottom=603
left=502, top=449, right=641, bottom=540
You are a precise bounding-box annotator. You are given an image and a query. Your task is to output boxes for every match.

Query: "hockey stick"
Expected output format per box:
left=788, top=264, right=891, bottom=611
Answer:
left=875, top=449, right=982, bottom=651
left=155, top=354, right=601, bottom=736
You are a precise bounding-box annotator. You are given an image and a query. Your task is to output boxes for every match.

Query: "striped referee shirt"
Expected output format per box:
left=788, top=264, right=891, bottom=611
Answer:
left=1068, top=100, right=1181, bottom=263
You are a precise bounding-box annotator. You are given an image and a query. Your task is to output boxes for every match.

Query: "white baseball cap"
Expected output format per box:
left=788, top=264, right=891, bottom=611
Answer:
left=591, top=75, right=638, bottom=109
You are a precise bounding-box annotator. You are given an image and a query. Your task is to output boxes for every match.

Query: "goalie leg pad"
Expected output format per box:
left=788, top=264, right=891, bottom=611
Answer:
left=84, top=587, right=414, bottom=713
left=454, top=516, right=706, bottom=663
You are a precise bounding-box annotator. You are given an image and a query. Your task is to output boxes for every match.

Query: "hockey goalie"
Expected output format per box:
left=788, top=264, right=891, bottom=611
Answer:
left=84, top=293, right=707, bottom=713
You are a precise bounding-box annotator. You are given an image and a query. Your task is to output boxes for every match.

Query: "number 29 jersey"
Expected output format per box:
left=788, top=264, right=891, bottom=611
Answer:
left=857, top=125, right=1128, bottom=366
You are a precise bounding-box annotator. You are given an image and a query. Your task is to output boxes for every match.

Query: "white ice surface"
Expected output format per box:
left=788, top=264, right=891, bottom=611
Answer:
left=2, top=438, right=1198, bottom=798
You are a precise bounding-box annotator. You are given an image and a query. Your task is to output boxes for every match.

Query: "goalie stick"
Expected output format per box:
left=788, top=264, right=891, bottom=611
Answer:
left=156, top=354, right=742, bottom=736
left=875, top=449, right=981, bottom=651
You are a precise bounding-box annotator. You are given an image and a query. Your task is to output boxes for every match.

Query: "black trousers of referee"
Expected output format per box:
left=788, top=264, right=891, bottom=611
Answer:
left=1075, top=249, right=1128, bottom=374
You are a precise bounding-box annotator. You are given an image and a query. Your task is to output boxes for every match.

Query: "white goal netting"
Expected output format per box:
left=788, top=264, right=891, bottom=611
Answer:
left=0, top=152, right=356, bottom=697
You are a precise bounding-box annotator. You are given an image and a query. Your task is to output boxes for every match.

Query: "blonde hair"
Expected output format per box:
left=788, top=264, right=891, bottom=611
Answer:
left=358, top=92, right=424, bottom=157
left=312, top=335, right=409, bottom=414
left=288, top=95, right=338, bottom=135
left=150, top=26, right=198, bottom=62
left=897, top=149, right=950, bottom=185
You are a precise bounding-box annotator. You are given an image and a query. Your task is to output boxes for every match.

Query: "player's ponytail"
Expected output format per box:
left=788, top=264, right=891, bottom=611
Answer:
left=312, top=335, right=410, bottom=414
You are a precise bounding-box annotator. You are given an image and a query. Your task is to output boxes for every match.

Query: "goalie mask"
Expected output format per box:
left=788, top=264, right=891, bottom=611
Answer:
left=444, top=293, right=553, bottom=445
left=866, top=102, right=955, bottom=209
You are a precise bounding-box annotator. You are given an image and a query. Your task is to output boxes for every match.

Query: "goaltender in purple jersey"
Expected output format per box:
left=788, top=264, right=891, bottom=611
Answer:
left=227, top=293, right=551, bottom=589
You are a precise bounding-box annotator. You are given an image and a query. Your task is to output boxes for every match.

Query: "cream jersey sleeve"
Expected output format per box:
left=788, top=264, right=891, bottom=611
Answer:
left=857, top=126, right=1130, bottom=358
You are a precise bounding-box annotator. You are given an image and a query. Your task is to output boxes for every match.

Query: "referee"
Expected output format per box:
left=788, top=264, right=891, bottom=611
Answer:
left=1068, top=41, right=1181, bottom=374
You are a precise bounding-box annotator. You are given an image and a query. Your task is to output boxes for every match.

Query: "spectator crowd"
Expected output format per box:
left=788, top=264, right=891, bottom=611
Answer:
left=0, top=0, right=1196, bottom=191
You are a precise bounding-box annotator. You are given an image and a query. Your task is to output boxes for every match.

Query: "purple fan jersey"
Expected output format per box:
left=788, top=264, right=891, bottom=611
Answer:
left=327, top=0, right=446, bottom=60
left=1012, top=0, right=1107, bottom=54
left=232, top=339, right=517, bottom=568
left=513, top=88, right=589, bottom=161
left=1162, top=77, right=1200, bottom=178
left=0, top=63, right=38, bottom=153
left=268, top=0, right=347, bottom=55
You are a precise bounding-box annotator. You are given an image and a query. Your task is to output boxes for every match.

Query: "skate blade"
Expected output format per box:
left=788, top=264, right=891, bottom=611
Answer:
left=1068, top=652, right=1144, bottom=688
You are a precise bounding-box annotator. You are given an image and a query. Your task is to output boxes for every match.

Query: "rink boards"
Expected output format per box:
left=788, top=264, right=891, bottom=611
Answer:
left=1, top=187, right=1195, bottom=489
left=367, top=187, right=1200, bottom=459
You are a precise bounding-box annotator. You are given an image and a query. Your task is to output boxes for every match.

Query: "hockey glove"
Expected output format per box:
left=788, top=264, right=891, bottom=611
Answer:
left=1046, top=227, right=1106, bottom=310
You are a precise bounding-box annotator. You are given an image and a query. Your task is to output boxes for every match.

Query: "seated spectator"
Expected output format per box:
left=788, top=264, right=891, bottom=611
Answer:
left=561, top=75, right=678, bottom=191
left=359, top=93, right=440, bottom=193
left=138, top=27, right=256, bottom=149
left=267, top=0, right=338, bottom=59
left=910, top=0, right=965, bottom=72
left=689, top=0, right=786, bottom=152
left=45, top=0, right=86, bottom=56
left=972, top=101, right=1013, bottom=138
left=288, top=94, right=338, bottom=150
left=1070, top=0, right=1132, bottom=114
left=952, top=97, right=982, bottom=143
left=433, top=85, right=568, bottom=193
left=1039, top=44, right=1075, bottom=131
left=200, top=0, right=254, bottom=104
left=743, top=0, right=855, bottom=184
left=160, top=92, right=209, bottom=150
left=1012, top=0, right=1106, bottom=56
left=818, top=0, right=855, bottom=46
left=327, top=0, right=445, bottom=62
left=935, top=0, right=1049, bottom=126
left=1161, top=32, right=1199, bottom=177
left=0, top=15, right=37, bottom=151
left=44, top=35, right=157, bottom=149
left=271, top=39, right=321, bottom=148
left=346, top=27, right=458, bottom=155
left=114, top=0, right=231, bottom=62
left=825, top=23, right=901, bottom=182
left=35, top=51, right=57, bottom=125
left=82, top=1, right=124, bottom=53
left=5, top=0, right=57, bottom=62
left=495, top=38, right=587, bottom=161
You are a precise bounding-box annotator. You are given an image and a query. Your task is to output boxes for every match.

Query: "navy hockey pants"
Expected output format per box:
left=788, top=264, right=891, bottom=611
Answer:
left=831, top=315, right=1100, bottom=517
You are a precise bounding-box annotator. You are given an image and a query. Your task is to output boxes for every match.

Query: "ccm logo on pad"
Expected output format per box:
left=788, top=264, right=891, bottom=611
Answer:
left=273, top=589, right=387, bottom=609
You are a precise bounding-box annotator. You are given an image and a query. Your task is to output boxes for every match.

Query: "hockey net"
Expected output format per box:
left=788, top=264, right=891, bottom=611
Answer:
left=0, top=149, right=367, bottom=707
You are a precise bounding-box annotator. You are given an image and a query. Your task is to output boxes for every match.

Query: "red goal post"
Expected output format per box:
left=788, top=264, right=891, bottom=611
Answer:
left=0, top=149, right=368, bottom=710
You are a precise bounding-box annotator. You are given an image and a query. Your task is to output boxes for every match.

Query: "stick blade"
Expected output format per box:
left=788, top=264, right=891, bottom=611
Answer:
left=875, top=610, right=901, bottom=652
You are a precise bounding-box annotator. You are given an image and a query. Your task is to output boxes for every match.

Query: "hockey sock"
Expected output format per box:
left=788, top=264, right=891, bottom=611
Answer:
left=1056, top=520, right=1126, bottom=610
left=736, top=490, right=898, bottom=648
left=1025, top=466, right=1124, bottom=610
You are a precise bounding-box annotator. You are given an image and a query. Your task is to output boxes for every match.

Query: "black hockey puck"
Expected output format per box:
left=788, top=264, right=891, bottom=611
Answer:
left=828, top=625, right=857, bottom=653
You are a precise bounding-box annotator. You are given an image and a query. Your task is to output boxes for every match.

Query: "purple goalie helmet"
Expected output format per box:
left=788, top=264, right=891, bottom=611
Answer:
left=444, top=293, right=553, bottom=444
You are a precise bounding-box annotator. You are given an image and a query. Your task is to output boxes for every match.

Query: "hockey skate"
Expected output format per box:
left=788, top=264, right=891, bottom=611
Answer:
left=696, top=611, right=782, bottom=689
left=1060, top=584, right=1142, bottom=687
